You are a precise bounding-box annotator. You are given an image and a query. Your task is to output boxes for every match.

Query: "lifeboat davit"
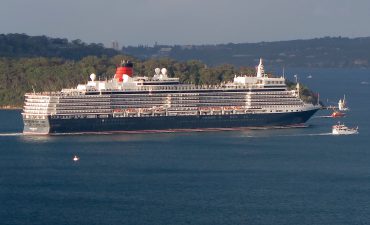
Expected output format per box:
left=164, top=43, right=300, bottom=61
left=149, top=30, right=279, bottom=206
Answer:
left=331, top=111, right=346, bottom=118
left=114, top=60, right=133, bottom=82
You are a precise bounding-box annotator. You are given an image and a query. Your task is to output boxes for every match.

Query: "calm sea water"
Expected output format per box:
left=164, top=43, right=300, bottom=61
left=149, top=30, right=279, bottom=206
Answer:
left=1, top=68, right=369, bottom=225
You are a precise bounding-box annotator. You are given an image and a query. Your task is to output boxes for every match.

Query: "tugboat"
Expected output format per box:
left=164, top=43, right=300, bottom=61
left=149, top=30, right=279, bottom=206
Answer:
left=332, top=122, right=358, bottom=135
left=331, top=111, right=346, bottom=118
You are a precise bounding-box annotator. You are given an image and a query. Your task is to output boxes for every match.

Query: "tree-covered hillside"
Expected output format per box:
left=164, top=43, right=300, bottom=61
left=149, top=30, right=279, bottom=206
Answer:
left=0, top=33, right=319, bottom=108
left=0, top=56, right=257, bottom=107
left=0, top=33, right=118, bottom=59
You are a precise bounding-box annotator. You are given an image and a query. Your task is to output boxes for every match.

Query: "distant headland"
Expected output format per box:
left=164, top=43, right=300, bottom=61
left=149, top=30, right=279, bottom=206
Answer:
left=1, top=33, right=370, bottom=68
left=123, top=36, right=370, bottom=68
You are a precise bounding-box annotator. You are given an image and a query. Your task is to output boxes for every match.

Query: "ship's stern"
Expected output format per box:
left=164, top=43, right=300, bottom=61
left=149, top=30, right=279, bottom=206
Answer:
left=22, top=114, right=50, bottom=135
left=22, top=93, right=57, bottom=135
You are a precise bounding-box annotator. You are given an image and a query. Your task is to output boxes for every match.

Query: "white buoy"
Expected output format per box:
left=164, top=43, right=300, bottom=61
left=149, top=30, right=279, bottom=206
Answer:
left=73, top=155, right=80, bottom=162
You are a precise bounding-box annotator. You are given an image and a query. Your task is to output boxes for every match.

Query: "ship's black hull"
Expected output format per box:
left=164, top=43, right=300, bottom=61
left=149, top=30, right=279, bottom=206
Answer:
left=23, top=109, right=319, bottom=135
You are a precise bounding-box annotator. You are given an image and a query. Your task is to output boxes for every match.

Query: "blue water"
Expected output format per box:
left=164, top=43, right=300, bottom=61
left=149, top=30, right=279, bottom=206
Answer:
left=1, top=69, right=369, bottom=225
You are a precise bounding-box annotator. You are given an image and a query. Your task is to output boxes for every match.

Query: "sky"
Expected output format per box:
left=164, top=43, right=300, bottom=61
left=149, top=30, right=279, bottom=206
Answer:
left=1, top=0, right=370, bottom=47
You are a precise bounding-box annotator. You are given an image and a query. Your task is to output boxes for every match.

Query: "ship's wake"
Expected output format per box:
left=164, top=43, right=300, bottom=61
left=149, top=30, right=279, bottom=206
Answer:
left=277, top=132, right=333, bottom=137
left=0, top=132, right=23, bottom=137
left=240, top=132, right=333, bottom=138
left=313, top=116, right=335, bottom=118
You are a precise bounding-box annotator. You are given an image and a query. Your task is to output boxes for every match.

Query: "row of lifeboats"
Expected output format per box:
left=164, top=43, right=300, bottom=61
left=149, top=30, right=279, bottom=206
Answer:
left=114, top=108, right=166, bottom=115
left=199, top=106, right=245, bottom=113
left=113, top=106, right=246, bottom=115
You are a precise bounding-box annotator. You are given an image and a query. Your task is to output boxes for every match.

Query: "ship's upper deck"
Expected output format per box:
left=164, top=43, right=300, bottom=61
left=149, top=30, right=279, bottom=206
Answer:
left=24, top=58, right=289, bottom=98
left=57, top=58, right=286, bottom=95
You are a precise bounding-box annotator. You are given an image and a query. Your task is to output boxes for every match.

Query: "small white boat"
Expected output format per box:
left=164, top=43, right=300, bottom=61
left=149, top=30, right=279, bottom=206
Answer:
left=332, top=122, right=358, bottom=135
left=338, top=95, right=349, bottom=111
left=73, top=155, right=80, bottom=161
left=307, top=75, right=313, bottom=79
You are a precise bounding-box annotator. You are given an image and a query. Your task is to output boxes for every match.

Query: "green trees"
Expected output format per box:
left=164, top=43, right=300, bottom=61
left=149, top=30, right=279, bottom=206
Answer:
left=0, top=56, right=257, bottom=107
left=0, top=55, right=318, bottom=107
left=0, top=34, right=118, bottom=59
left=0, top=33, right=322, bottom=107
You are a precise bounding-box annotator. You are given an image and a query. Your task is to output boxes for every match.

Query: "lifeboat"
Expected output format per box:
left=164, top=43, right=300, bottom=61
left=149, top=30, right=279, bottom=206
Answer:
left=233, top=106, right=244, bottom=112
left=212, top=107, right=222, bottom=112
left=331, top=111, right=346, bottom=118
left=141, top=108, right=153, bottom=115
left=223, top=106, right=234, bottom=112
left=154, top=107, right=166, bottom=115
left=126, top=108, right=138, bottom=115
left=113, top=109, right=123, bottom=113
left=200, top=107, right=211, bottom=112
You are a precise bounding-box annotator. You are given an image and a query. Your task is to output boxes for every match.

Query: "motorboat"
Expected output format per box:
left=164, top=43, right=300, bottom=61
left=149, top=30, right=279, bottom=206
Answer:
left=332, top=122, right=358, bottom=135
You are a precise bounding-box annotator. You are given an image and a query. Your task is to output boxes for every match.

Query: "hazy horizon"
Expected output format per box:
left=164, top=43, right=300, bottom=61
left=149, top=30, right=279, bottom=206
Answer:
left=1, top=0, right=370, bottom=47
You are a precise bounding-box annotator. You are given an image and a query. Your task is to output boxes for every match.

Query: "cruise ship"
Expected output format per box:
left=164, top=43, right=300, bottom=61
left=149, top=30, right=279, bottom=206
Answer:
left=22, top=59, right=320, bottom=135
